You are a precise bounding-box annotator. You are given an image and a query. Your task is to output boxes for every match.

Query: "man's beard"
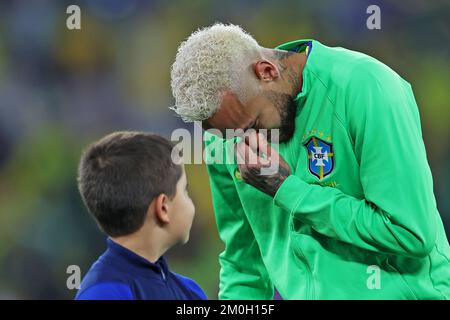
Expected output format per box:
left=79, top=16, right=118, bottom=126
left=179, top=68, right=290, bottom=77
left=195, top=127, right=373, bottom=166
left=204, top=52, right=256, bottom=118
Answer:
left=264, top=91, right=297, bottom=143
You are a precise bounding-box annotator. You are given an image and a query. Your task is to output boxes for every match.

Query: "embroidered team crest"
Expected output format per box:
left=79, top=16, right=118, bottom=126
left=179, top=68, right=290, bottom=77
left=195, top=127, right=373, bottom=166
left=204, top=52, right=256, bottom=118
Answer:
left=304, top=137, right=334, bottom=180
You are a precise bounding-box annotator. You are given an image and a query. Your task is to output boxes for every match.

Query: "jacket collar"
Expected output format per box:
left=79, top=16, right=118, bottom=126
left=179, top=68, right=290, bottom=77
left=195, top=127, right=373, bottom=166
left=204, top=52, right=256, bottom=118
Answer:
left=105, top=238, right=169, bottom=278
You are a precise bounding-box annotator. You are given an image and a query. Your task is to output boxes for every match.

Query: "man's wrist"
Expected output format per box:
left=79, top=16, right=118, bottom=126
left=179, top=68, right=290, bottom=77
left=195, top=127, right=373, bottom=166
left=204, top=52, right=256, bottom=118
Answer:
left=273, top=175, right=310, bottom=213
left=269, top=173, right=289, bottom=197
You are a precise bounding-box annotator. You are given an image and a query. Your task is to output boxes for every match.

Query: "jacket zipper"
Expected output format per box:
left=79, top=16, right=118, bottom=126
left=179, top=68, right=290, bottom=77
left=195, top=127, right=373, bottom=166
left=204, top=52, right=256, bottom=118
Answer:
left=288, top=139, right=315, bottom=299
left=160, top=268, right=166, bottom=281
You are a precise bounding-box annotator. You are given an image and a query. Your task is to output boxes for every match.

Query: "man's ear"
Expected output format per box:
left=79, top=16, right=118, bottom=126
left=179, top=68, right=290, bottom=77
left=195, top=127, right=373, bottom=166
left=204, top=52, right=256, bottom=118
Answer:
left=153, top=193, right=170, bottom=225
left=254, top=59, right=279, bottom=82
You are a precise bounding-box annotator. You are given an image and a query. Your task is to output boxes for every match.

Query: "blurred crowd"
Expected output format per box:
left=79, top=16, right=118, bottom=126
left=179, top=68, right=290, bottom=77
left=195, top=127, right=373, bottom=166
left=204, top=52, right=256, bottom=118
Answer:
left=0, top=0, right=448, bottom=299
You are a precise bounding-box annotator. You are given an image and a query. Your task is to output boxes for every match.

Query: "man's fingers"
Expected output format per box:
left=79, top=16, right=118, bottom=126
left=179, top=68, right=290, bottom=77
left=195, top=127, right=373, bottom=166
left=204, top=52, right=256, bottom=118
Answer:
left=236, top=140, right=270, bottom=167
left=242, top=131, right=274, bottom=163
left=235, top=142, right=245, bottom=165
left=256, top=132, right=272, bottom=159
left=244, top=131, right=259, bottom=154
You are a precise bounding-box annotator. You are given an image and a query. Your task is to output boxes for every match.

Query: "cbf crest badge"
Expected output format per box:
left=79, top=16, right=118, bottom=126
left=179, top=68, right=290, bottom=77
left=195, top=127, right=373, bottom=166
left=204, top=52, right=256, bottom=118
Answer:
left=304, top=137, right=334, bottom=180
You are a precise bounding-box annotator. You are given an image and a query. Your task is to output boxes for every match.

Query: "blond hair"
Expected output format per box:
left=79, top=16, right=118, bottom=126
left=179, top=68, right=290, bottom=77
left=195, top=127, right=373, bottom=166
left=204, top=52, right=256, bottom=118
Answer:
left=170, top=23, right=262, bottom=122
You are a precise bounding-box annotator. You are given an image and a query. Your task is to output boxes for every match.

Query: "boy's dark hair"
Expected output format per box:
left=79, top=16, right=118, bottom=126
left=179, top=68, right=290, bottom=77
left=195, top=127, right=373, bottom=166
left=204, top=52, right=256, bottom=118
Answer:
left=77, top=131, right=182, bottom=237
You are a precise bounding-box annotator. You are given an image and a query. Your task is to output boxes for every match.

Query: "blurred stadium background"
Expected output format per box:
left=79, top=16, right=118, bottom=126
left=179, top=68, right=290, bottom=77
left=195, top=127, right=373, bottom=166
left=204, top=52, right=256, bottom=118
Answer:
left=0, top=0, right=448, bottom=299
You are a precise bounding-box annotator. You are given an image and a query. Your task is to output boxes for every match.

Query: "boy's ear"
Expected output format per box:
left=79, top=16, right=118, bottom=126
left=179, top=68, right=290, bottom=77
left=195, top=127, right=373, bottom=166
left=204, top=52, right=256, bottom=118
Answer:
left=153, top=193, right=170, bottom=224
left=254, top=59, right=279, bottom=82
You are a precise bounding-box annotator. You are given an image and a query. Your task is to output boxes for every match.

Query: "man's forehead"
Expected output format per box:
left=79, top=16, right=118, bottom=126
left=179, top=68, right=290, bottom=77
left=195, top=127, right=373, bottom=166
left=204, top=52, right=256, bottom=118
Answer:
left=202, top=92, right=254, bottom=132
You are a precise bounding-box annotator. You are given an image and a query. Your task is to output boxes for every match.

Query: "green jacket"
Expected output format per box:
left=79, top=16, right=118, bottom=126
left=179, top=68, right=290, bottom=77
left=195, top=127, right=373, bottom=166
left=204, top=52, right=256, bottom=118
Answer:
left=204, top=40, right=450, bottom=299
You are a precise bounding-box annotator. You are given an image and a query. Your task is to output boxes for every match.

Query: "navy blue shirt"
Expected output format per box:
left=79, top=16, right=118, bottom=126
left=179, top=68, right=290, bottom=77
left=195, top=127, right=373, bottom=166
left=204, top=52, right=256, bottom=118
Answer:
left=75, top=239, right=207, bottom=300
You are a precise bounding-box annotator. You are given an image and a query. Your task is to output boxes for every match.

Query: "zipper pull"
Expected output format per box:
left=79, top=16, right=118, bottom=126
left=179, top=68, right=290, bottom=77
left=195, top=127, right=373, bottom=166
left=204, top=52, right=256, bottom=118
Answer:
left=160, top=268, right=166, bottom=281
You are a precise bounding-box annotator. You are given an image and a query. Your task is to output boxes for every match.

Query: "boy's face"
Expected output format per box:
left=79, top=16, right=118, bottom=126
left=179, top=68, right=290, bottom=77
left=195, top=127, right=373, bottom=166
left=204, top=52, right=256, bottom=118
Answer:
left=168, top=166, right=195, bottom=244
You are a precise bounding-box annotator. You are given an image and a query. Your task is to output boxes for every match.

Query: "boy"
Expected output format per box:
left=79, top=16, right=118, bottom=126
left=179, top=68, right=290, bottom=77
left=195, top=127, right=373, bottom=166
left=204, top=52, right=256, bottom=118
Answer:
left=75, top=131, right=207, bottom=300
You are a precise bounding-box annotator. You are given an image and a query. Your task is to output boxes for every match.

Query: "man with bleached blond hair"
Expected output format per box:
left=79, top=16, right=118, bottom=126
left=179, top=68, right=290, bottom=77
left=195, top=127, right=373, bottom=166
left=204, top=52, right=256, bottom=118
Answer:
left=170, top=23, right=450, bottom=300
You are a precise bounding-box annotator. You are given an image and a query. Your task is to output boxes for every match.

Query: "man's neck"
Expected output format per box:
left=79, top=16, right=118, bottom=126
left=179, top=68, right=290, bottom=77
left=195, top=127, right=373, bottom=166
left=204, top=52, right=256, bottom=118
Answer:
left=284, top=51, right=307, bottom=96
left=267, top=48, right=307, bottom=97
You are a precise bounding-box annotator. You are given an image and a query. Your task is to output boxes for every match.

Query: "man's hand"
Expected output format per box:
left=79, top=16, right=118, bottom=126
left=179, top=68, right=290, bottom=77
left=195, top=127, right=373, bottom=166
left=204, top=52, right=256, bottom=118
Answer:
left=235, top=131, right=291, bottom=197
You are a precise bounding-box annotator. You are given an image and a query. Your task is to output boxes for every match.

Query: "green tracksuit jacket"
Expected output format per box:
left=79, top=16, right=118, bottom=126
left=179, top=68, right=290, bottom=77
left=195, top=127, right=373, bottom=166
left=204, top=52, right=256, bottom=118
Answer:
left=204, top=40, right=450, bottom=299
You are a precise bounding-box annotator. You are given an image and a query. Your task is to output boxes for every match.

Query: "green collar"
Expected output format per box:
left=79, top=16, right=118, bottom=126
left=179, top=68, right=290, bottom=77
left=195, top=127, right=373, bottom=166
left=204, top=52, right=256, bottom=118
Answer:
left=275, top=39, right=316, bottom=102
left=275, top=39, right=314, bottom=51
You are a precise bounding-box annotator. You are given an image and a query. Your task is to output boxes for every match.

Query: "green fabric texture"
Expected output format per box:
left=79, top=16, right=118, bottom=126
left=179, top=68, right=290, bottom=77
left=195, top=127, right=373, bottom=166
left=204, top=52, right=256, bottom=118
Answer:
left=204, top=40, right=450, bottom=299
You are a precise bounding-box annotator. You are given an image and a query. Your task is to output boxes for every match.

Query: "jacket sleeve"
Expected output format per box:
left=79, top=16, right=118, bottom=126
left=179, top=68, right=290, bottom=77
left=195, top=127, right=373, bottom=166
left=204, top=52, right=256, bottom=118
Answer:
left=273, top=61, right=437, bottom=258
left=207, top=159, right=273, bottom=299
